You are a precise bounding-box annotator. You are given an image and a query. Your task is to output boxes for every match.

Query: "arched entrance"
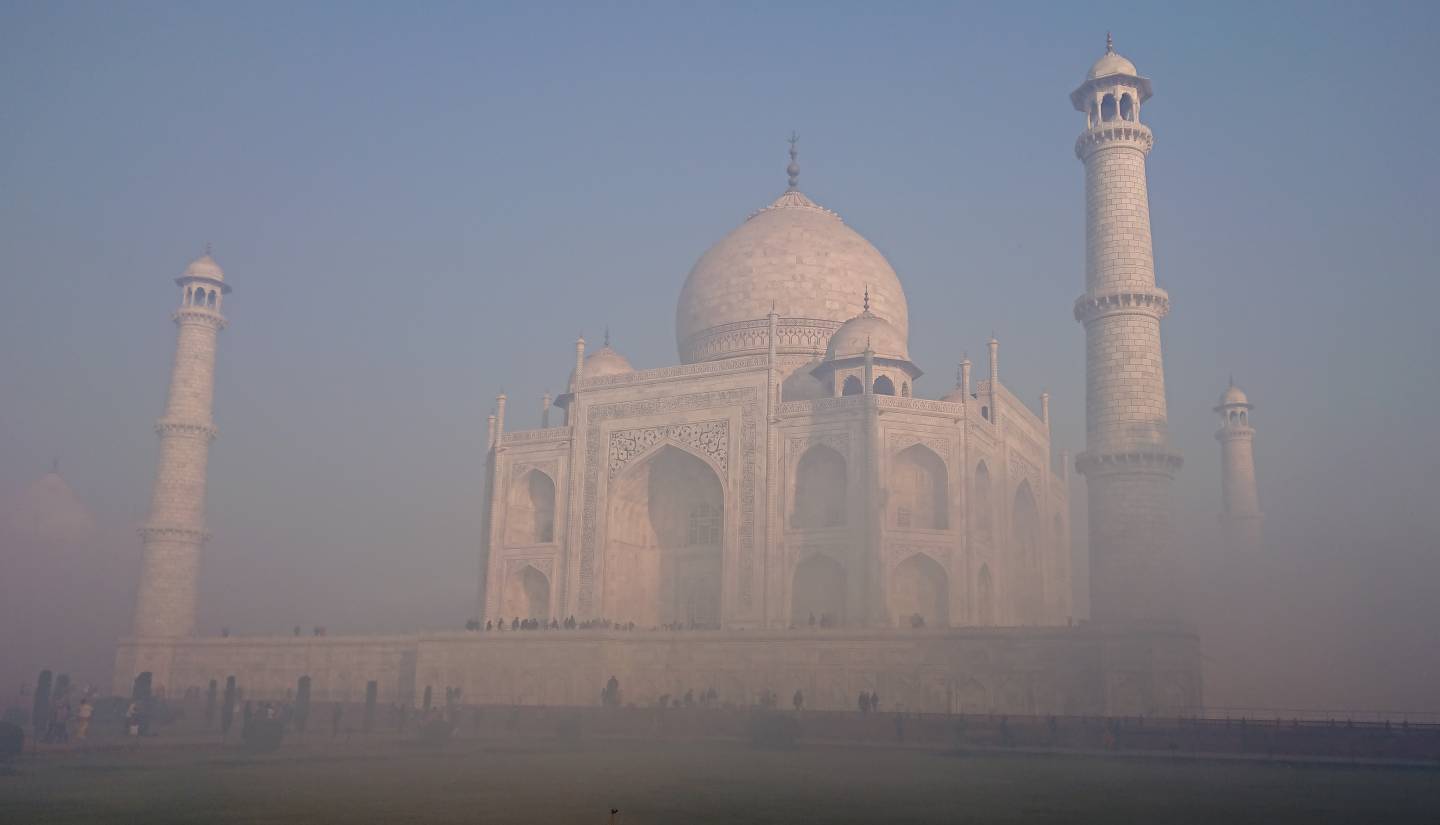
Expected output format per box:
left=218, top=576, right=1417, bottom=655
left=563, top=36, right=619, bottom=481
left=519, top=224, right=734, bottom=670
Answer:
left=891, top=553, right=948, bottom=627
left=504, top=564, right=551, bottom=620
left=604, top=445, right=724, bottom=628
left=792, top=444, right=846, bottom=528
left=1012, top=481, right=1043, bottom=623
left=791, top=554, right=846, bottom=626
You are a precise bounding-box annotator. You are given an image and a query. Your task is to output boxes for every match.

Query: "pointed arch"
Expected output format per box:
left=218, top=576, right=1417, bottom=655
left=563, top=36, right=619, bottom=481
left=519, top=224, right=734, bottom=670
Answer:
left=791, top=554, right=846, bottom=627
left=973, top=461, right=993, bottom=544
left=1101, top=93, right=1117, bottom=122
left=504, top=564, right=551, bottom=620
left=792, top=444, right=846, bottom=528
left=507, top=469, right=557, bottom=545
left=890, top=444, right=948, bottom=530
left=977, top=563, right=994, bottom=626
left=1120, top=93, right=1135, bottom=121
left=841, top=375, right=864, bottom=396
left=873, top=375, right=896, bottom=396
left=891, top=553, right=948, bottom=627
left=604, top=445, right=723, bottom=628
left=1012, top=481, right=1043, bottom=623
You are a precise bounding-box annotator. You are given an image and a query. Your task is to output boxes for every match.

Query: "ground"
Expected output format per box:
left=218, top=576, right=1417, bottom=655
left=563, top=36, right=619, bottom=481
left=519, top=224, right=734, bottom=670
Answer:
left=3, top=739, right=1438, bottom=824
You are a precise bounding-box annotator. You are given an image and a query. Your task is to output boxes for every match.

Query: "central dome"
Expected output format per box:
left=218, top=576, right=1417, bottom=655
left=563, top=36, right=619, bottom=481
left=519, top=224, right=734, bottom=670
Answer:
left=675, top=188, right=908, bottom=363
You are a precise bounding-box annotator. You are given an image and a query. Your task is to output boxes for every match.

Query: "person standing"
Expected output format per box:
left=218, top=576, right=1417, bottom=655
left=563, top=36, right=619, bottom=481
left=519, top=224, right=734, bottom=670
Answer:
left=73, top=698, right=93, bottom=742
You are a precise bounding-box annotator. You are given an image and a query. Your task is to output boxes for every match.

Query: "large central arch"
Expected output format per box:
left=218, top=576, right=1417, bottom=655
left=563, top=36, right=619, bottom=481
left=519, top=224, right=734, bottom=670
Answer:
left=603, top=445, right=724, bottom=628
left=890, top=444, right=948, bottom=530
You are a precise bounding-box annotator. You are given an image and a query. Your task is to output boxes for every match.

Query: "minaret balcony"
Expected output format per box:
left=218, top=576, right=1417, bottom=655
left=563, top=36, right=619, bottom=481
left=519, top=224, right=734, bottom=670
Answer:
left=1073, top=287, right=1170, bottom=324
left=1075, top=121, right=1153, bottom=160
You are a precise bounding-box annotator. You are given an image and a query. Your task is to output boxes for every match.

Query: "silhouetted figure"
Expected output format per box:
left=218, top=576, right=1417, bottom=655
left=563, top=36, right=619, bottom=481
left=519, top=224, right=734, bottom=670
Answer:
left=793, top=690, right=804, bottom=712
left=858, top=692, right=871, bottom=713
left=486, top=620, right=493, bottom=631
left=870, top=691, right=880, bottom=712
left=809, top=612, right=816, bottom=627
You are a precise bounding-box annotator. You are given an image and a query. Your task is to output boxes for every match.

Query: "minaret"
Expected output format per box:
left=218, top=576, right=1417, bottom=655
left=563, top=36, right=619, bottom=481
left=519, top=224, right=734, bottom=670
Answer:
left=1071, top=36, right=1184, bottom=624
left=132, top=249, right=230, bottom=638
left=1215, top=380, right=1262, bottom=551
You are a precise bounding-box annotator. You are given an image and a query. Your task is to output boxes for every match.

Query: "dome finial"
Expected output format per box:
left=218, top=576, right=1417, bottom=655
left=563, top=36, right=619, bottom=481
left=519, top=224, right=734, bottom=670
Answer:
left=786, top=132, right=800, bottom=191
left=1228, top=372, right=1235, bottom=387
left=604, top=326, right=611, bottom=347
left=203, top=241, right=213, bottom=257
left=1105, top=31, right=1114, bottom=54
left=863, top=284, right=870, bottom=312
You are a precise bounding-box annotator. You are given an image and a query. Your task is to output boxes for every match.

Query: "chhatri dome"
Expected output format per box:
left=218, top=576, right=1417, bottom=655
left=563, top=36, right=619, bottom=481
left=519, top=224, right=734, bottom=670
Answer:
left=1087, top=33, right=1137, bottom=79
left=571, top=330, right=634, bottom=384
left=675, top=137, right=908, bottom=363
left=824, top=290, right=909, bottom=362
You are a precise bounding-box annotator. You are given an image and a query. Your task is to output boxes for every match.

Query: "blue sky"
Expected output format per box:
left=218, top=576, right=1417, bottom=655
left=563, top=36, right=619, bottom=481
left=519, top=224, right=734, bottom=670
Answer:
left=3, top=2, right=1438, bottom=703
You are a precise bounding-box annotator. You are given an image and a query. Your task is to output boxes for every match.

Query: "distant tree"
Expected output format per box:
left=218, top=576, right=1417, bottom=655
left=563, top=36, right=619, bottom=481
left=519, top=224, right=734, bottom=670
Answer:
left=53, top=673, right=71, bottom=702
left=31, top=670, right=52, bottom=740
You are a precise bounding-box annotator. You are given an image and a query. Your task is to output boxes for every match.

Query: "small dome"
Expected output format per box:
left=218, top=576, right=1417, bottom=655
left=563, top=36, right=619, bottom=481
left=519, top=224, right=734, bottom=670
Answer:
left=6, top=469, right=96, bottom=548
left=183, top=253, right=224, bottom=281
left=824, top=309, right=908, bottom=362
left=571, top=344, right=633, bottom=384
left=940, top=385, right=968, bottom=404
left=781, top=360, right=828, bottom=401
left=1219, top=384, right=1249, bottom=407
left=1088, top=50, right=1137, bottom=80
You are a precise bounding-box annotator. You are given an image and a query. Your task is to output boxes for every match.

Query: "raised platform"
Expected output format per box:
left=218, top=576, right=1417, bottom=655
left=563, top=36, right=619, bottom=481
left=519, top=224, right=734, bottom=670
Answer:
left=115, top=624, right=1201, bottom=715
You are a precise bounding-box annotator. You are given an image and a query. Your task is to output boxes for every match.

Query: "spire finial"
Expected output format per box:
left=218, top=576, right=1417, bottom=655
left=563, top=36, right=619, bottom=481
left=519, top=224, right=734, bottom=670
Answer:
left=1105, top=31, right=1114, bottom=54
left=786, top=132, right=800, bottom=191
left=604, top=326, right=611, bottom=347
left=1229, top=373, right=1235, bottom=387
left=863, top=284, right=870, bottom=312
left=203, top=241, right=213, bottom=257
left=956, top=363, right=963, bottom=387
left=52, top=456, right=59, bottom=474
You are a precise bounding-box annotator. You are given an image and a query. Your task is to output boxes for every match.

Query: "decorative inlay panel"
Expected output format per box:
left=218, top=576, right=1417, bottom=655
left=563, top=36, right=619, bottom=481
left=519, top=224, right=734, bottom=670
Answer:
left=506, top=556, right=555, bottom=580
left=608, top=420, right=728, bottom=479
left=888, top=432, right=951, bottom=460
left=511, top=459, right=560, bottom=483
left=502, top=427, right=571, bottom=445
left=786, top=431, right=850, bottom=459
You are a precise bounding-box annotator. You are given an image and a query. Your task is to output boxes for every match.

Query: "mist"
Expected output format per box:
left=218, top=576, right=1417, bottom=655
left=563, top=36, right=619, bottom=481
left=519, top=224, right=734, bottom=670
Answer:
left=3, top=0, right=1439, bottom=772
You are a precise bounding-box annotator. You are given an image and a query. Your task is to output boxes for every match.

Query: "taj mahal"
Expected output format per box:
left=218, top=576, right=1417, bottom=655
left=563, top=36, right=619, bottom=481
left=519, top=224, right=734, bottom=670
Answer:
left=114, top=38, right=1264, bottom=715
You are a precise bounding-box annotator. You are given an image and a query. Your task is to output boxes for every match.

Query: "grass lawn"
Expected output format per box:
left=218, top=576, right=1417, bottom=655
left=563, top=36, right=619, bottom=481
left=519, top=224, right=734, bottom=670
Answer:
left=2, top=738, right=1438, bottom=824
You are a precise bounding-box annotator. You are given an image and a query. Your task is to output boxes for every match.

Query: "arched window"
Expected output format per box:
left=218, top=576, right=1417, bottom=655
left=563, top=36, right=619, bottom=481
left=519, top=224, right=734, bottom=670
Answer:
left=873, top=375, right=895, bottom=395
left=1089, top=101, right=1099, bottom=128
left=184, top=287, right=193, bottom=305
left=207, top=290, right=217, bottom=308
left=687, top=502, right=721, bottom=546
left=1101, top=93, right=1117, bottom=122
left=1240, top=411, right=1248, bottom=425
left=506, top=469, right=556, bottom=545
left=973, top=461, right=993, bottom=544
left=1120, top=93, right=1135, bottom=121
left=890, top=444, right=948, bottom=530
left=977, top=564, right=994, bottom=625
left=792, top=445, right=846, bottom=528
left=841, top=375, right=863, bottom=396
left=504, top=564, right=551, bottom=621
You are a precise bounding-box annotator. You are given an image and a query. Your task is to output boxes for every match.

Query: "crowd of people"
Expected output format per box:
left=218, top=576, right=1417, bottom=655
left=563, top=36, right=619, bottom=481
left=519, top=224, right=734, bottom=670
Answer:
left=465, top=616, right=722, bottom=632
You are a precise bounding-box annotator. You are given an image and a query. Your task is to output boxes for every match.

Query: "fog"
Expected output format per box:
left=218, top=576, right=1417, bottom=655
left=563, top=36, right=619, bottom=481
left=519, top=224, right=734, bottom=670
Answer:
left=3, top=2, right=1439, bottom=720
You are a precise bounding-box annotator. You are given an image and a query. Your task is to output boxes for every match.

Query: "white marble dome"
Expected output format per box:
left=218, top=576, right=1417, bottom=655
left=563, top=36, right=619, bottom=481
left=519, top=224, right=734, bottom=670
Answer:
left=675, top=189, right=908, bottom=363
left=825, top=309, right=908, bottom=362
left=1088, top=50, right=1137, bottom=80
left=1218, top=384, right=1250, bottom=407
left=571, top=344, right=633, bottom=385
left=183, top=253, right=225, bottom=281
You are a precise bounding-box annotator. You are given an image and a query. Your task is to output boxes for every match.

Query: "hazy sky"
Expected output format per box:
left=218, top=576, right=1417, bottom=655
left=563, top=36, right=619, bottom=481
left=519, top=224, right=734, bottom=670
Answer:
left=2, top=2, right=1438, bottom=708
